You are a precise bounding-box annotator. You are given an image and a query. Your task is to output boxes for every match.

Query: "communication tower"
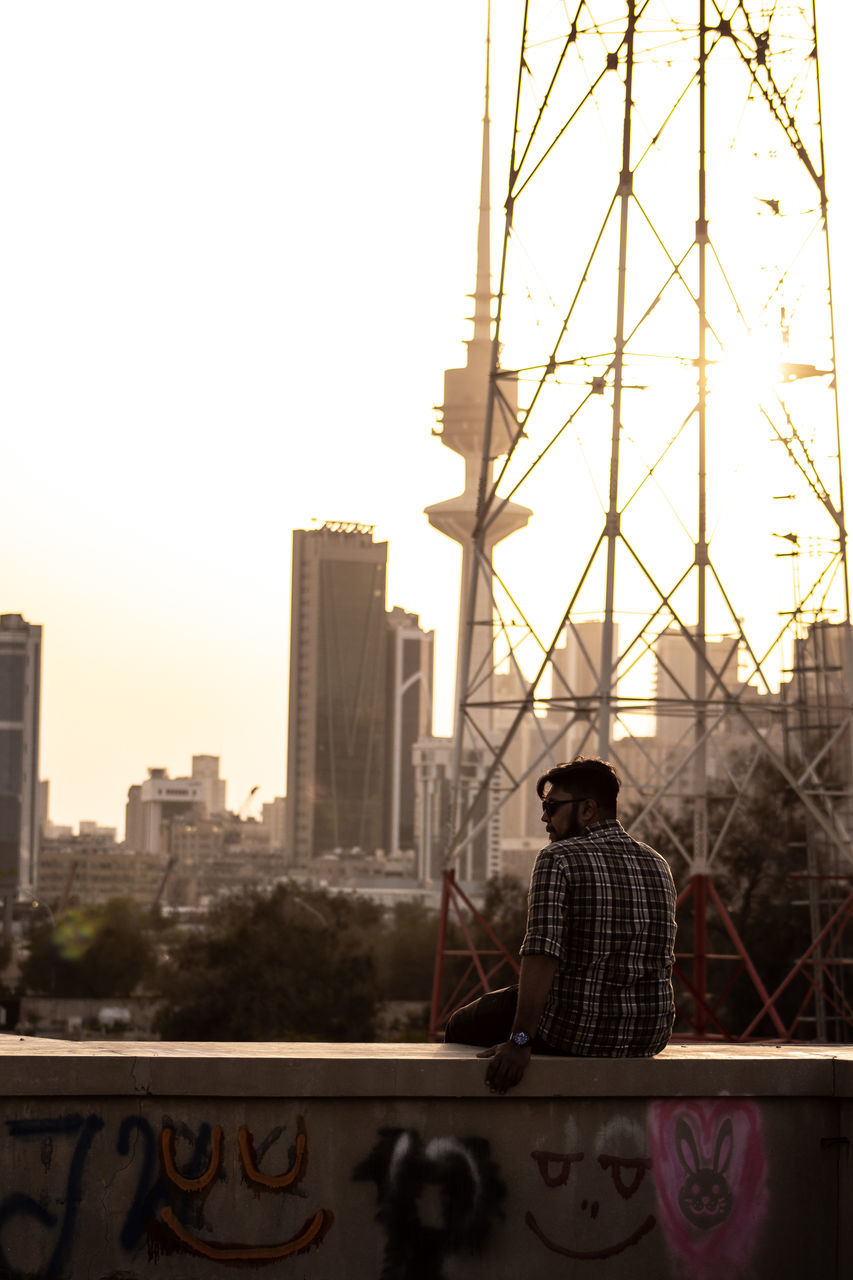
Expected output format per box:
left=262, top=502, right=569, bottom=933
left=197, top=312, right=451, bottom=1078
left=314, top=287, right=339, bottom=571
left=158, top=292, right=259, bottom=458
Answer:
left=433, top=0, right=853, bottom=1040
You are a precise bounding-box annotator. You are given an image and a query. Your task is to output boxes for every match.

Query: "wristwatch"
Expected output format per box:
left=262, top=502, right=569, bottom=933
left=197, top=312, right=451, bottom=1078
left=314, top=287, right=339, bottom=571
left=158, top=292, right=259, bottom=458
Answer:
left=511, top=1030, right=531, bottom=1047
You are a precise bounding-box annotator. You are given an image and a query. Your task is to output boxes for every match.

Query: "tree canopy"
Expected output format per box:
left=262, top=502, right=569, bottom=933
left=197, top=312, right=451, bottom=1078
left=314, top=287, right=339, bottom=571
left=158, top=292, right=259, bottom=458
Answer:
left=152, top=878, right=530, bottom=1042
left=20, top=898, right=156, bottom=998
left=154, top=883, right=382, bottom=1041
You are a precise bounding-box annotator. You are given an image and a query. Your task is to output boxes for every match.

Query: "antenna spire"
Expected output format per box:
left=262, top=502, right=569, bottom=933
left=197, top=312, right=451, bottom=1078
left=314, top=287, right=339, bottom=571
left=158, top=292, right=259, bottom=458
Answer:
left=471, top=0, right=492, bottom=346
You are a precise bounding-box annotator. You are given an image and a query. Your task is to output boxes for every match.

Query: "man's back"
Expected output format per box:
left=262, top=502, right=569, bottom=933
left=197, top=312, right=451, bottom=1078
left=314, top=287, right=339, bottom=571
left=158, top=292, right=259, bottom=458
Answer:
left=521, top=819, right=677, bottom=1056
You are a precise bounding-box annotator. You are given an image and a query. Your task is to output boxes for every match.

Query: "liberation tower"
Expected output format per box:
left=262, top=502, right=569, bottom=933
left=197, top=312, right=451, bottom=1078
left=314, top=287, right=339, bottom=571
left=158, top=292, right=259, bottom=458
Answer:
left=425, top=17, right=531, bottom=746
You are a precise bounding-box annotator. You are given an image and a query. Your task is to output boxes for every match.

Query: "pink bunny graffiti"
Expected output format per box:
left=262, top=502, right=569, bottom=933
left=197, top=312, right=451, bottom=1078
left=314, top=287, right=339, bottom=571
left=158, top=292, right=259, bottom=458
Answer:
left=648, top=1100, right=768, bottom=1279
left=675, top=1114, right=733, bottom=1230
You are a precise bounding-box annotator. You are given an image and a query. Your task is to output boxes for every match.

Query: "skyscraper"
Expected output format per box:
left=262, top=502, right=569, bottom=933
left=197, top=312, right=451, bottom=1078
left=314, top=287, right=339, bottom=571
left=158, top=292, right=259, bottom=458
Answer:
left=0, top=613, right=42, bottom=908
left=286, top=523, right=389, bottom=863
left=384, top=607, right=433, bottom=856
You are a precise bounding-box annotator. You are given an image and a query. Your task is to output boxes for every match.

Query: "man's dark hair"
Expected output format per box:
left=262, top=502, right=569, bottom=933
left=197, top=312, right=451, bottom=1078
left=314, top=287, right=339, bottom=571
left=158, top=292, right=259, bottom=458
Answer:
left=536, top=757, right=621, bottom=817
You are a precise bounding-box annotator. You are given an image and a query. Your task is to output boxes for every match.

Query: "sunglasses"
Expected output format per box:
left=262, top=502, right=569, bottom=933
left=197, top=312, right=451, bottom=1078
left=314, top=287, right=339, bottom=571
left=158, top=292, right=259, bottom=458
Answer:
left=541, top=796, right=589, bottom=819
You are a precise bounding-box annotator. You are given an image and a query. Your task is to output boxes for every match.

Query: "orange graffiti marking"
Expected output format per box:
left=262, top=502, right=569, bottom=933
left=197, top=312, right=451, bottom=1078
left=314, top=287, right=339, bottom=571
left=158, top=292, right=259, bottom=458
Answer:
left=238, top=1125, right=307, bottom=1188
left=159, top=1206, right=331, bottom=1261
left=160, top=1125, right=223, bottom=1192
left=156, top=1120, right=332, bottom=1261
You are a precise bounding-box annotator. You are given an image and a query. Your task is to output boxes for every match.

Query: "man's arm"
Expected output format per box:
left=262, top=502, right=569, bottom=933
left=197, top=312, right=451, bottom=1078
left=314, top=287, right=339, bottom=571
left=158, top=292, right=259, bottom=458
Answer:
left=477, top=953, right=558, bottom=1093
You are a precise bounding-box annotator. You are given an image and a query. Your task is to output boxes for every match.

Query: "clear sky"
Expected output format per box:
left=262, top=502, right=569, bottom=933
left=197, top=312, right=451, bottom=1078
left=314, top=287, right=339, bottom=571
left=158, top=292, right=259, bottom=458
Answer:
left=2, top=2, right=852, bottom=833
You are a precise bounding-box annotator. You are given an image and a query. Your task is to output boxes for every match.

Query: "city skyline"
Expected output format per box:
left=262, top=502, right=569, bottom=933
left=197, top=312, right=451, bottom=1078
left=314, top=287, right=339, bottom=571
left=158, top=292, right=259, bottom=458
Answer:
left=3, top=3, right=853, bottom=832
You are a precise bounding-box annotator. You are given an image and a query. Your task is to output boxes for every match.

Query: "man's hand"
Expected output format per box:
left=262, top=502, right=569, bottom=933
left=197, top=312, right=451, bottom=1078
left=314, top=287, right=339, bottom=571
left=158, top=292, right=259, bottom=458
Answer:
left=475, top=954, right=557, bottom=1094
left=477, top=1040, right=532, bottom=1094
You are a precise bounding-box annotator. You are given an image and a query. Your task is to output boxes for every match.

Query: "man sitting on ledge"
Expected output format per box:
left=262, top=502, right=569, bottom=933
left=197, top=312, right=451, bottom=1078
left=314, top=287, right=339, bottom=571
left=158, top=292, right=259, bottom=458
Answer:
left=444, top=757, right=677, bottom=1093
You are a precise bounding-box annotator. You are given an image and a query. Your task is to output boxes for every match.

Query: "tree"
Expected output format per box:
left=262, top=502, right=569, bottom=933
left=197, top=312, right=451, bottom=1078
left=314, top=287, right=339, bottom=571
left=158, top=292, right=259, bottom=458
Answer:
left=375, top=899, right=441, bottom=1001
left=20, top=898, right=156, bottom=998
left=154, top=882, right=382, bottom=1041
left=480, top=874, right=529, bottom=959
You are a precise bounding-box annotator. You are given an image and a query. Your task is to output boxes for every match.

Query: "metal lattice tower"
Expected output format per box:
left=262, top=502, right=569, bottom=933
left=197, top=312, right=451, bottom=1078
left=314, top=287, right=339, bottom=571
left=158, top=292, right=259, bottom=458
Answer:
left=438, top=0, right=853, bottom=1039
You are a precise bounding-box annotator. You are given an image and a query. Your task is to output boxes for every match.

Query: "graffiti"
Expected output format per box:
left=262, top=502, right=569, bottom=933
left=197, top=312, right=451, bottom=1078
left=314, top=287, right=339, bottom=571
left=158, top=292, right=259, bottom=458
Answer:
left=525, top=1116, right=657, bottom=1262
left=675, top=1115, right=733, bottom=1230
left=0, top=1099, right=780, bottom=1277
left=526, top=1155, right=655, bottom=1259
left=160, top=1122, right=224, bottom=1192
left=0, top=1111, right=332, bottom=1277
left=238, top=1124, right=308, bottom=1189
left=158, top=1210, right=329, bottom=1263
left=530, top=1150, right=584, bottom=1187
left=0, top=1113, right=104, bottom=1279
left=354, top=1128, right=505, bottom=1280
left=649, top=1100, right=768, bottom=1279
left=116, top=1115, right=163, bottom=1251
left=153, top=1118, right=332, bottom=1262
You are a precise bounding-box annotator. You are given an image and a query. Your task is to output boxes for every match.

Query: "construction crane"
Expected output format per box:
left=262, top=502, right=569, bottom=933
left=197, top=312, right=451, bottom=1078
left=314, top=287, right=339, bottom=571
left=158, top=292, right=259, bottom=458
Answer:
left=239, top=786, right=261, bottom=821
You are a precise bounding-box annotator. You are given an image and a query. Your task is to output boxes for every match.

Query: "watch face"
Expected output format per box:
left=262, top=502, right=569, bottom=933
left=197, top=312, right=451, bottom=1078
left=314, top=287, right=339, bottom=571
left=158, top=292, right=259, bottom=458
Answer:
left=512, top=1031, right=531, bottom=1047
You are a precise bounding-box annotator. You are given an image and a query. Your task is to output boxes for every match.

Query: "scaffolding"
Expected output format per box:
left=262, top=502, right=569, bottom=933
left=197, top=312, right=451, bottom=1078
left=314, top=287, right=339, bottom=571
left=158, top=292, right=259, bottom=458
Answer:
left=432, top=0, right=853, bottom=1041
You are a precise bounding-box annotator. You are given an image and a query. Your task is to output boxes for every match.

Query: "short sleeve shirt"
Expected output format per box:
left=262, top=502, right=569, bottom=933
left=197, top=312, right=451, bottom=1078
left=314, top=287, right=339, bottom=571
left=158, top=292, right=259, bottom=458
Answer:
left=520, top=819, right=676, bottom=1056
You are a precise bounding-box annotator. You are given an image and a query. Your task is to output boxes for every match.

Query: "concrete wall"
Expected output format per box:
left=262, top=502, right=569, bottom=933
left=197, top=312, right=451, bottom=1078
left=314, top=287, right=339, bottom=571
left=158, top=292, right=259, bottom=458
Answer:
left=0, top=1039, right=849, bottom=1278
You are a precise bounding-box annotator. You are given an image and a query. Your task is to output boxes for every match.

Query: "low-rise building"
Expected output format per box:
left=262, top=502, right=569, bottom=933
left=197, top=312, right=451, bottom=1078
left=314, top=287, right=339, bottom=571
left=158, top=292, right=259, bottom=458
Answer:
left=125, top=757, right=227, bottom=854
left=36, top=842, right=167, bottom=909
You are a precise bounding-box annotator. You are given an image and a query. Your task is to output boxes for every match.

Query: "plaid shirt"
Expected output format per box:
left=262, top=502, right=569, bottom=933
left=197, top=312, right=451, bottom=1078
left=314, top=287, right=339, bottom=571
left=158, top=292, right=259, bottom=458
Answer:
left=520, top=819, right=676, bottom=1056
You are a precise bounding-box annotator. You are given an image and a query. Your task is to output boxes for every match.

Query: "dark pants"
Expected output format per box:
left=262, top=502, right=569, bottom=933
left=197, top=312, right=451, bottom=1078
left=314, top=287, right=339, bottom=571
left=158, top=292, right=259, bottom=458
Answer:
left=443, top=985, right=563, bottom=1053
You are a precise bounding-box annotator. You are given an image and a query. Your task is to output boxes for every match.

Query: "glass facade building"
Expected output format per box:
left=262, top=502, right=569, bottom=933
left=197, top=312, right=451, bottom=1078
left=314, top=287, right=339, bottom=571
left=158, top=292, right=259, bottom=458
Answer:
left=286, top=525, right=389, bottom=862
left=0, top=614, right=41, bottom=899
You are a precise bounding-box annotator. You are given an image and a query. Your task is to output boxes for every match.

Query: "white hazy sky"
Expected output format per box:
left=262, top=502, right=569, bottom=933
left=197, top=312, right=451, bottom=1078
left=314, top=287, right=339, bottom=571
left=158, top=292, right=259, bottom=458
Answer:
left=2, top=2, right=852, bottom=833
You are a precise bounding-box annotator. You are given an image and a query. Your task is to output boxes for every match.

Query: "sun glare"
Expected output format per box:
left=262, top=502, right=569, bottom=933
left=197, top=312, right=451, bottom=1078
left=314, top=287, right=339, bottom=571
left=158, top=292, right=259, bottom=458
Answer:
left=709, top=331, right=785, bottom=413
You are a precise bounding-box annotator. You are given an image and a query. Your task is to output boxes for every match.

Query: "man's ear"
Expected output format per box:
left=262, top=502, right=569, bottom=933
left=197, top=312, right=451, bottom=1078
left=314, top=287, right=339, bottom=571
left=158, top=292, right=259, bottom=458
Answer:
left=579, top=797, right=598, bottom=827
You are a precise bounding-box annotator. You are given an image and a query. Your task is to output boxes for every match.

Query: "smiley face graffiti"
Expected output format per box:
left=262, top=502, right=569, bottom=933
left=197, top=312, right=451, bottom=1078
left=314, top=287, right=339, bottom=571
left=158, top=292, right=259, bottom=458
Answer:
left=525, top=1117, right=657, bottom=1261
left=156, top=1118, right=333, bottom=1262
left=526, top=1149, right=656, bottom=1259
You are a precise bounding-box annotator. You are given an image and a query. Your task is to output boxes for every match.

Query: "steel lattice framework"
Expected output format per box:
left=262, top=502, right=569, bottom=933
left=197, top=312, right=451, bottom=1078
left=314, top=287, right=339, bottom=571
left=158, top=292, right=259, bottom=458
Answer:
left=435, top=0, right=853, bottom=1041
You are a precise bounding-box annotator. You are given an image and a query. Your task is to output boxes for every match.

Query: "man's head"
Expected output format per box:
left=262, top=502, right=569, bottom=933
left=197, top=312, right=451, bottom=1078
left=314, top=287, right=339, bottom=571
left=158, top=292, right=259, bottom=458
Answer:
left=536, top=757, right=621, bottom=842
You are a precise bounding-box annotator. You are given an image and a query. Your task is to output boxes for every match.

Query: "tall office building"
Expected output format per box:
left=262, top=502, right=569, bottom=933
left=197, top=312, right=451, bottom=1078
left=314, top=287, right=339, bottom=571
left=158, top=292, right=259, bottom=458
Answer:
left=385, top=607, right=433, bottom=856
left=0, top=613, right=42, bottom=905
left=286, top=523, right=389, bottom=863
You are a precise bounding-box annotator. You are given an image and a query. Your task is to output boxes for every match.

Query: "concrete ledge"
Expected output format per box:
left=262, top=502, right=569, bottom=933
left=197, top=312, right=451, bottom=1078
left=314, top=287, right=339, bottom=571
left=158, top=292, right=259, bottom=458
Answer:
left=0, top=1038, right=849, bottom=1277
left=0, top=1036, right=851, bottom=1098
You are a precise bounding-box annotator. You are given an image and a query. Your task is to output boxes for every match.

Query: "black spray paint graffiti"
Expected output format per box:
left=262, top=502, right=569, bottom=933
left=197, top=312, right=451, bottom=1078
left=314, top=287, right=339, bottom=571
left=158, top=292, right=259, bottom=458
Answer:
left=354, top=1128, right=505, bottom=1280
left=675, top=1115, right=733, bottom=1230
